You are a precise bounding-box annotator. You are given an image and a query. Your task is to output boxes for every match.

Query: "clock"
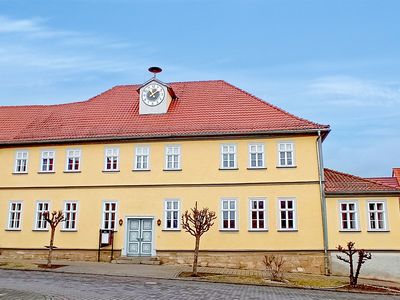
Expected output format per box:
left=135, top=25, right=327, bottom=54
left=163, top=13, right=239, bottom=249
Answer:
left=141, top=83, right=165, bottom=106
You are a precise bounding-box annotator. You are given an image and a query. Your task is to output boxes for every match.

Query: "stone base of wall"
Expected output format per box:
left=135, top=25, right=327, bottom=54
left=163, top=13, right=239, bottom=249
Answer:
left=0, top=248, right=121, bottom=263
left=157, top=251, right=326, bottom=275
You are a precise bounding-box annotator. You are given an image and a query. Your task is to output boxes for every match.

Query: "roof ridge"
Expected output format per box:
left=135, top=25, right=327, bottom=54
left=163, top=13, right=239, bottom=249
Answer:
left=220, top=80, right=330, bottom=130
left=325, top=168, right=399, bottom=190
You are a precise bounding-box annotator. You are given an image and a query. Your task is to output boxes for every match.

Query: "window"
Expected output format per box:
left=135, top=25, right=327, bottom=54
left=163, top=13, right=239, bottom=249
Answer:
left=14, top=151, right=28, bottom=173
left=278, top=198, right=296, bottom=230
left=8, top=202, right=22, bottom=230
left=104, top=147, right=119, bottom=171
left=367, top=201, right=387, bottom=231
left=35, top=202, right=49, bottom=230
left=164, top=199, right=180, bottom=230
left=165, top=145, right=181, bottom=170
left=248, top=144, right=265, bottom=168
left=221, top=199, right=238, bottom=230
left=40, top=150, right=55, bottom=172
left=134, top=146, right=150, bottom=170
left=339, top=201, right=359, bottom=231
left=249, top=198, right=267, bottom=230
left=278, top=142, right=295, bottom=167
left=220, top=144, right=237, bottom=169
left=65, top=149, right=81, bottom=172
left=63, top=202, right=78, bottom=230
left=102, top=201, right=117, bottom=230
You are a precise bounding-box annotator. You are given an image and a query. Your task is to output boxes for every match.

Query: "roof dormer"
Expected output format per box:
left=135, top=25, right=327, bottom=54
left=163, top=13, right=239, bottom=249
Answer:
left=138, top=67, right=176, bottom=115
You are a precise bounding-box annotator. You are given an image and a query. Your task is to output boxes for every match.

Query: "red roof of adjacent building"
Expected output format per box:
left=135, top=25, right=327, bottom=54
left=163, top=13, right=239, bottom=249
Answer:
left=367, top=177, right=399, bottom=189
left=393, top=168, right=400, bottom=184
left=324, top=168, right=400, bottom=194
left=0, top=80, right=329, bottom=145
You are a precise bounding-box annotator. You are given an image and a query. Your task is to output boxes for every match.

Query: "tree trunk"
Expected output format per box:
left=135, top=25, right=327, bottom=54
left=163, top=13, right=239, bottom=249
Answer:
left=193, top=236, right=200, bottom=276
left=47, top=226, right=56, bottom=268
left=349, top=252, right=355, bottom=286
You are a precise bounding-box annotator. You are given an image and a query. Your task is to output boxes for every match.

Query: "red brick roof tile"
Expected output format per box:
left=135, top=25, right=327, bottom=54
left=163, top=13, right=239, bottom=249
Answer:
left=324, top=168, right=400, bottom=194
left=0, top=80, right=329, bottom=145
left=367, top=177, right=399, bottom=188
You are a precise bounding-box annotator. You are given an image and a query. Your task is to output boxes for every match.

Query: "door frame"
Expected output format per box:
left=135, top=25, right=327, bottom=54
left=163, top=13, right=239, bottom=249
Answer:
left=122, top=216, right=156, bottom=257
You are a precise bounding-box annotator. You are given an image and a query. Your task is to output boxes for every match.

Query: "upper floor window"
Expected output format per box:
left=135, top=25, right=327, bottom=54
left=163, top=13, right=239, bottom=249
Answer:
left=135, top=146, right=150, bottom=170
left=339, top=201, right=359, bottom=231
left=220, top=144, right=237, bottom=169
left=248, top=143, right=265, bottom=168
left=278, top=142, right=295, bottom=167
left=278, top=198, right=297, bottom=230
left=40, top=150, right=55, bottom=172
left=35, top=201, right=49, bottom=230
left=104, top=147, right=119, bottom=171
left=65, top=149, right=81, bottom=172
left=221, top=198, right=238, bottom=230
left=63, top=201, right=78, bottom=231
left=8, top=201, right=22, bottom=230
left=367, top=201, right=387, bottom=231
left=164, top=199, right=180, bottom=230
left=14, top=151, right=28, bottom=173
left=165, top=145, right=181, bottom=170
left=102, top=201, right=117, bottom=230
left=249, top=198, right=267, bottom=230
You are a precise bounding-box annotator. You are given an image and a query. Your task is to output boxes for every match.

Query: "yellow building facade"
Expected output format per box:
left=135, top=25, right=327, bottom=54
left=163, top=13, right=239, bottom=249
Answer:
left=0, top=76, right=399, bottom=277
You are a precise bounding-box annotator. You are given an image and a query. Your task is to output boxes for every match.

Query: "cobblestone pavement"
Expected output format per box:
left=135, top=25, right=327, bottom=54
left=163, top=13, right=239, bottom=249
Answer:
left=0, top=269, right=398, bottom=300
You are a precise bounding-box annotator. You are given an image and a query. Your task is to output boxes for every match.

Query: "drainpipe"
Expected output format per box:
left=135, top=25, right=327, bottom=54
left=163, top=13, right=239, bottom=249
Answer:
left=316, top=130, right=331, bottom=275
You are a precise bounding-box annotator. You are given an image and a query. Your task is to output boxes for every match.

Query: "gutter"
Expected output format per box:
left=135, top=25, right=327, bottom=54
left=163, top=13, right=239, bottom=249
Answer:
left=316, top=130, right=330, bottom=275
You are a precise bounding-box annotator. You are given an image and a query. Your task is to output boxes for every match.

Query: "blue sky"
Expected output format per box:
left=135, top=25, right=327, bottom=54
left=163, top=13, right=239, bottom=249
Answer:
left=0, top=0, right=399, bottom=177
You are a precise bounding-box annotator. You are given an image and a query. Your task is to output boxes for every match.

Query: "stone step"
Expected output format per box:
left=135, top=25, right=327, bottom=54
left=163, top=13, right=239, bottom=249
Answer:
left=113, top=256, right=161, bottom=265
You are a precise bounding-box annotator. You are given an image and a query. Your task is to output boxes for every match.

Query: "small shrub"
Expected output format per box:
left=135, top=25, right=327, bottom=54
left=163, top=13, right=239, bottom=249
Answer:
left=263, top=254, right=285, bottom=281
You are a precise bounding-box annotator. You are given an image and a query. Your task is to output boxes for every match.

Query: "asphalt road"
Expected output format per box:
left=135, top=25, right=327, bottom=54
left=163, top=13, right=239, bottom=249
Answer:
left=0, top=269, right=397, bottom=300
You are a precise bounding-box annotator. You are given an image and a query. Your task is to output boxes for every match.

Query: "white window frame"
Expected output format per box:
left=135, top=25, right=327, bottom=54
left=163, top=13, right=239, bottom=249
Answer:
left=104, top=147, right=120, bottom=171
left=248, top=197, right=268, bottom=231
left=14, top=150, right=29, bottom=173
left=277, top=142, right=295, bottom=167
left=164, top=145, right=181, bottom=170
left=367, top=200, right=388, bottom=231
left=338, top=200, right=359, bottom=231
left=40, top=150, right=55, bottom=172
left=220, top=198, right=238, bottom=231
left=248, top=143, right=265, bottom=169
left=277, top=197, right=297, bottom=231
left=63, top=201, right=78, bottom=231
left=220, top=144, right=237, bottom=169
left=34, top=201, right=50, bottom=231
left=7, top=201, right=23, bottom=230
left=134, top=146, right=150, bottom=170
left=65, top=149, right=81, bottom=172
left=102, top=201, right=118, bottom=231
left=164, top=199, right=180, bottom=230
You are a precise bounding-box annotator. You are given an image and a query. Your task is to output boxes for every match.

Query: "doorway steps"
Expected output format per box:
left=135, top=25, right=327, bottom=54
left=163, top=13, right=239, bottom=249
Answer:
left=113, top=256, right=161, bottom=265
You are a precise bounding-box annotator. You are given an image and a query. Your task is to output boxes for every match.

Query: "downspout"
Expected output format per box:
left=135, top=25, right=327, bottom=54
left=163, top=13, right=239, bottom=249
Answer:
left=316, top=130, right=331, bottom=275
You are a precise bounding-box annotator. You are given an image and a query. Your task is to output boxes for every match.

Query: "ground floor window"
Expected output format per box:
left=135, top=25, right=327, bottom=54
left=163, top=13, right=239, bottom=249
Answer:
left=367, top=201, right=387, bottom=231
left=339, top=201, right=359, bottom=231
left=164, top=199, right=180, bottom=230
left=278, top=198, right=296, bottom=230
left=221, top=198, right=237, bottom=230
left=8, top=202, right=22, bottom=230
left=35, top=202, right=49, bottom=230
left=63, top=202, right=78, bottom=230
left=103, top=201, right=117, bottom=230
left=249, top=198, right=267, bottom=230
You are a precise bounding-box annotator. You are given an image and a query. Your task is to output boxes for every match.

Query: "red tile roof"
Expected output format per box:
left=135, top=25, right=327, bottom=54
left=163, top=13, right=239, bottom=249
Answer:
left=0, top=80, right=329, bottom=145
left=393, top=168, right=400, bottom=184
left=324, top=168, right=400, bottom=194
left=367, top=177, right=399, bottom=189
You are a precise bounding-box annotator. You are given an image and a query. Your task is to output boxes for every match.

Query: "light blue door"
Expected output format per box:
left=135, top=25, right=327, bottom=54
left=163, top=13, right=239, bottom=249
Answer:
left=127, top=218, right=153, bottom=256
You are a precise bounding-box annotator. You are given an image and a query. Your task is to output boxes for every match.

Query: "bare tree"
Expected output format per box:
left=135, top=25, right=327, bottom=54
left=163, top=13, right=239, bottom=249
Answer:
left=337, top=241, right=372, bottom=287
left=264, top=254, right=286, bottom=281
left=181, top=202, right=216, bottom=276
left=42, top=210, right=65, bottom=268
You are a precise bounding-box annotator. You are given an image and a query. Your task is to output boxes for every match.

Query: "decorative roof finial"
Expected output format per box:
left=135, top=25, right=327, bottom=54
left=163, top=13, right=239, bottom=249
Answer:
left=148, top=66, right=162, bottom=78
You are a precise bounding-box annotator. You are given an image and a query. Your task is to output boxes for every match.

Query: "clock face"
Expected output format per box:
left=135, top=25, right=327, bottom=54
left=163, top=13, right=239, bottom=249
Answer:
left=141, top=83, right=165, bottom=106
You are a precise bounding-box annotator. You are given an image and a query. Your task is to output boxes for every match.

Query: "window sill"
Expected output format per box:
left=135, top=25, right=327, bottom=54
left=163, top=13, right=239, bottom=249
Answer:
left=32, top=229, right=49, bottom=232
left=12, top=172, right=28, bottom=175
left=132, top=169, right=151, bottom=172
left=163, top=169, right=182, bottom=172
left=248, top=229, right=269, bottom=232
left=367, top=230, right=390, bottom=232
left=276, top=166, right=297, bottom=169
left=60, top=229, right=78, bottom=232
left=63, top=170, right=81, bottom=173
left=5, top=228, right=21, bottom=231
left=219, top=229, right=239, bottom=232
left=247, top=167, right=267, bottom=170
left=162, top=229, right=181, bottom=232
left=219, top=168, right=239, bottom=171
left=102, top=170, right=120, bottom=173
left=37, top=171, right=55, bottom=174
left=339, top=230, right=361, bottom=233
left=277, top=229, right=298, bottom=232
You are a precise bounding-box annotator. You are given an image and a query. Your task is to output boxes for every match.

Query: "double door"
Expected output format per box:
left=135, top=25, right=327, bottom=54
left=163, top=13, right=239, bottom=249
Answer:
left=127, top=218, right=153, bottom=256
